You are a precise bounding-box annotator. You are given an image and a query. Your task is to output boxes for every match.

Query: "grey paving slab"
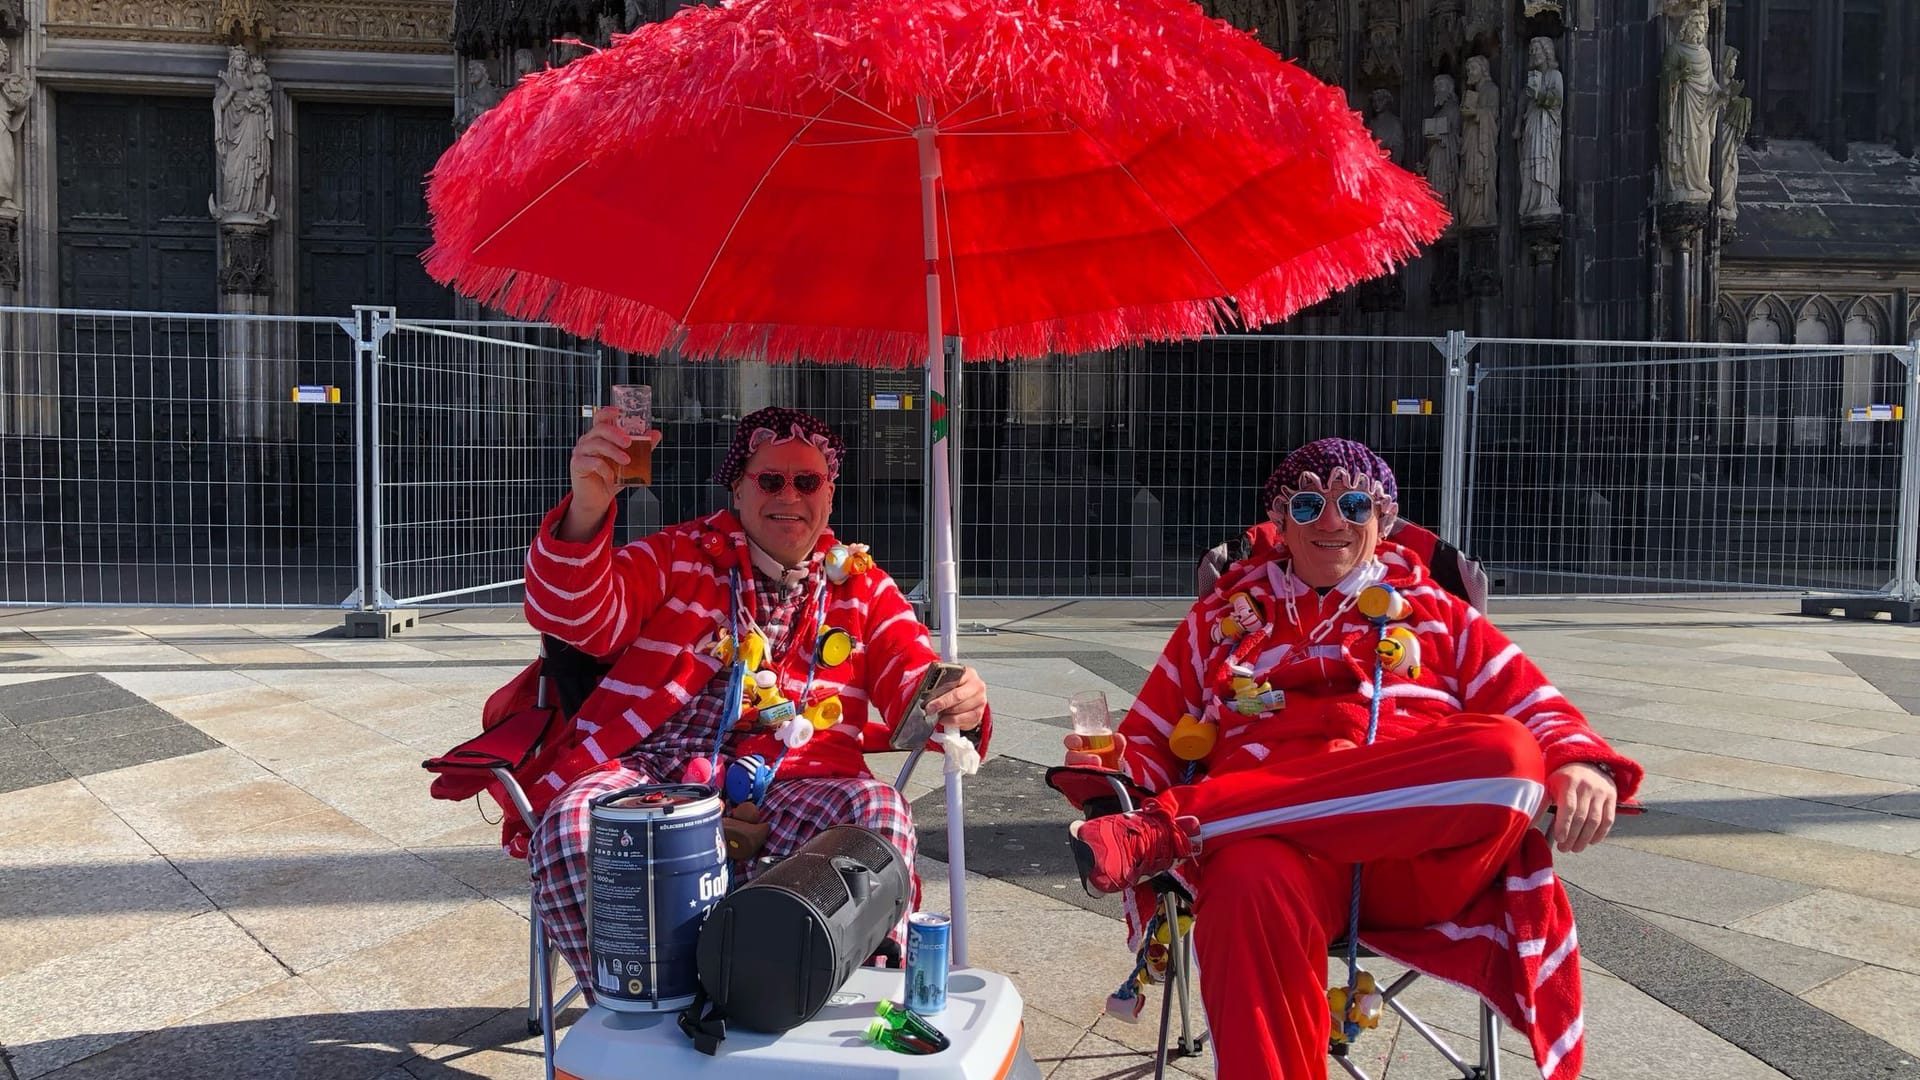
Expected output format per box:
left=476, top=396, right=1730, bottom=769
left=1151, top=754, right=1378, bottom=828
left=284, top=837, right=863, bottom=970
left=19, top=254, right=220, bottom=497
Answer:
left=1575, top=968, right=1792, bottom=1080
left=1833, top=652, right=1920, bottom=714
left=107, top=778, right=351, bottom=855
left=1607, top=700, right=1899, bottom=748
left=157, top=686, right=305, bottom=726
left=0, top=727, right=35, bottom=757
left=1858, top=732, right=1920, bottom=757
left=100, top=669, right=265, bottom=704
left=1581, top=714, right=1920, bottom=786
left=45, top=725, right=222, bottom=780
left=76, top=748, right=272, bottom=810
left=1566, top=885, right=1919, bottom=1080
left=401, top=1002, right=589, bottom=1080
left=1860, top=790, right=1920, bottom=818
left=171, top=848, right=483, bottom=973
left=0, top=910, right=285, bottom=1080
left=1610, top=810, right=1920, bottom=911
left=1633, top=910, right=1864, bottom=997
left=190, top=701, right=399, bottom=774
left=1646, top=780, right=1920, bottom=855
left=1552, top=672, right=1879, bottom=720
left=0, top=687, right=149, bottom=727
left=1730, top=890, right=1920, bottom=977
left=1606, top=738, right=1913, bottom=807
left=0, top=751, right=66, bottom=796
left=1553, top=839, right=1818, bottom=926
left=33, top=977, right=509, bottom=1080
left=278, top=743, right=478, bottom=847
left=0, top=780, right=154, bottom=865
left=0, top=676, right=103, bottom=710
left=1705, top=652, right=1857, bottom=676
left=298, top=900, right=530, bottom=1046
left=1801, top=965, right=1920, bottom=1058
left=21, top=704, right=182, bottom=751
left=0, top=856, right=212, bottom=980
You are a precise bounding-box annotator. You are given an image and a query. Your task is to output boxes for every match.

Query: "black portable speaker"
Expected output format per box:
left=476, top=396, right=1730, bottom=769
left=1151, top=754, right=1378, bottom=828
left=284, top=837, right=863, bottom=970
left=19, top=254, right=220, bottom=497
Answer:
left=695, top=824, right=912, bottom=1033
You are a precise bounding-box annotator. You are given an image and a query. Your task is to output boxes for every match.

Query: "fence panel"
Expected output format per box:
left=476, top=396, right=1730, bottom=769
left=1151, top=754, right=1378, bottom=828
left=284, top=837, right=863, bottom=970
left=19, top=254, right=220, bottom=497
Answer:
left=1466, top=340, right=1913, bottom=597
left=0, top=306, right=360, bottom=607
left=957, top=336, right=1452, bottom=598
left=374, top=320, right=603, bottom=607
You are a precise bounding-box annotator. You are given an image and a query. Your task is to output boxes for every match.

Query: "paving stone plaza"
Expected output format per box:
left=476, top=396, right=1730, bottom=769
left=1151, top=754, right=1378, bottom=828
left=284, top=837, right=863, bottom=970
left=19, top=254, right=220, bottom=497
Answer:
left=1, top=598, right=1918, bottom=1079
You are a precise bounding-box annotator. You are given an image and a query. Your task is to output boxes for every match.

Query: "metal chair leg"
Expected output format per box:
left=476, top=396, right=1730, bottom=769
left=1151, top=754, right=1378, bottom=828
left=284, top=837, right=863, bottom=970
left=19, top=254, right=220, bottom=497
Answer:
left=1480, top=1001, right=1501, bottom=1080
left=1162, top=895, right=1206, bottom=1060
left=531, top=903, right=558, bottom=1080
left=526, top=899, right=543, bottom=1036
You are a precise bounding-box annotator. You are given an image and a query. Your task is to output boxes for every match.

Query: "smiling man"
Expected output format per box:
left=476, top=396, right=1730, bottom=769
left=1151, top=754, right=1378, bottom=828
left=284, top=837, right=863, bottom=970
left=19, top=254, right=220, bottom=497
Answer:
left=520, top=405, right=988, bottom=988
left=1056, top=437, right=1641, bottom=1080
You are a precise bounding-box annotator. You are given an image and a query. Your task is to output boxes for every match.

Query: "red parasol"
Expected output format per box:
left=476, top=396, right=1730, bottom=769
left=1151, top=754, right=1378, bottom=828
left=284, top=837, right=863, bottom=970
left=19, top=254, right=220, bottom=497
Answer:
left=423, top=0, right=1445, bottom=976
left=424, top=0, right=1444, bottom=367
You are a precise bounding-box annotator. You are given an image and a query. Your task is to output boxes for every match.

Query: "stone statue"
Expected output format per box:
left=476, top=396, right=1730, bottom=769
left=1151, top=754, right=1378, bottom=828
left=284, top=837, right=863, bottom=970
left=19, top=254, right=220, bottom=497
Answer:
left=1422, top=73, right=1461, bottom=213
left=1515, top=36, right=1563, bottom=218
left=1301, top=0, right=1338, bottom=84
left=512, top=47, right=539, bottom=85
left=1458, top=55, right=1499, bottom=228
left=215, top=0, right=273, bottom=45
left=1662, top=9, right=1718, bottom=203
left=0, top=42, right=30, bottom=216
left=211, top=46, right=276, bottom=224
left=1716, top=47, right=1750, bottom=221
left=457, top=59, right=501, bottom=130
left=1428, top=0, right=1464, bottom=70
left=1365, top=88, right=1403, bottom=164
left=1361, top=0, right=1401, bottom=85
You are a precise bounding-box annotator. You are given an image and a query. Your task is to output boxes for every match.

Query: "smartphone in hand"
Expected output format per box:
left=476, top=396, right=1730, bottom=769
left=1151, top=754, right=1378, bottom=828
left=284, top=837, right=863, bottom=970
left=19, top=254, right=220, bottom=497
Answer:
left=890, top=661, right=967, bottom=751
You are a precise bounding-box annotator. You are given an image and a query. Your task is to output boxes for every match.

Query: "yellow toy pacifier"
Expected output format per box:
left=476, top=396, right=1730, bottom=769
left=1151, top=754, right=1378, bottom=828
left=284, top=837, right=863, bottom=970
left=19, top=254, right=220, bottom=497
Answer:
left=1169, top=713, right=1217, bottom=761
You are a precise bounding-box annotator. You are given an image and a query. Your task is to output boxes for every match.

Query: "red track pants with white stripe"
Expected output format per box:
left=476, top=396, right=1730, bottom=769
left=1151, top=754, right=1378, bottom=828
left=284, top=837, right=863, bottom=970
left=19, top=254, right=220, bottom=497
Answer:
left=1154, top=714, right=1547, bottom=1080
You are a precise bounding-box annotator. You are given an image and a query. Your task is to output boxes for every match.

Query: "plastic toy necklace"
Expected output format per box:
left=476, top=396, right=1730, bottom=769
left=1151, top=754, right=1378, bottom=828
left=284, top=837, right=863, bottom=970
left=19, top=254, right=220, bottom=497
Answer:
left=1279, top=559, right=1384, bottom=647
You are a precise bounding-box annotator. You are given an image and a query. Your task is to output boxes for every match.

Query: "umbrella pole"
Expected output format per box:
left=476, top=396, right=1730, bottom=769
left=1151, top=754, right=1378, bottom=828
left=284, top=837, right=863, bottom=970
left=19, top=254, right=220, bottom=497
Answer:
left=917, top=108, right=970, bottom=969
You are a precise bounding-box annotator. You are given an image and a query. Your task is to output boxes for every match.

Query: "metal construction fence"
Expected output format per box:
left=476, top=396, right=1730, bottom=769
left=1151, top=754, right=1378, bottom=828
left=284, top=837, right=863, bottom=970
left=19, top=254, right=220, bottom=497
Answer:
left=1, top=305, right=1914, bottom=611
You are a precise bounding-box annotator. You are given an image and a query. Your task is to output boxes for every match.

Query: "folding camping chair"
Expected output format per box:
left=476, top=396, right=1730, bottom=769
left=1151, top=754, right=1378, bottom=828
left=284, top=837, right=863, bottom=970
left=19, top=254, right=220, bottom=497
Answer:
left=1047, top=518, right=1506, bottom=1080
left=422, top=636, right=938, bottom=1078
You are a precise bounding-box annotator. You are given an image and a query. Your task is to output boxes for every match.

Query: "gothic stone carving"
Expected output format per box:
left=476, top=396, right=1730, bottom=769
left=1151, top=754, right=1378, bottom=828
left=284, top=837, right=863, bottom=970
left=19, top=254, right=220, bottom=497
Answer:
left=219, top=222, right=273, bottom=294
left=1515, top=36, right=1563, bottom=219
left=0, top=0, right=22, bottom=36
left=211, top=46, right=277, bottom=225
left=457, top=58, right=501, bottom=131
left=1422, top=74, right=1460, bottom=215
left=1366, top=89, right=1403, bottom=164
left=1361, top=0, right=1401, bottom=86
left=1301, top=0, right=1337, bottom=84
left=1662, top=6, right=1717, bottom=203
left=1428, top=0, right=1464, bottom=71
left=1716, top=47, right=1750, bottom=223
left=1458, top=55, right=1499, bottom=229
left=47, top=0, right=452, bottom=52
left=0, top=41, right=29, bottom=217
left=217, top=0, right=274, bottom=44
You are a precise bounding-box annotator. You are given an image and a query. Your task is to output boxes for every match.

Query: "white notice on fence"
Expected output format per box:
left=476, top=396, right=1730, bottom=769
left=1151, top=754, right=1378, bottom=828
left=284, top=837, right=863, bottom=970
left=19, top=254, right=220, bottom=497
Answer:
left=1848, top=404, right=1898, bottom=422
left=292, top=385, right=340, bottom=404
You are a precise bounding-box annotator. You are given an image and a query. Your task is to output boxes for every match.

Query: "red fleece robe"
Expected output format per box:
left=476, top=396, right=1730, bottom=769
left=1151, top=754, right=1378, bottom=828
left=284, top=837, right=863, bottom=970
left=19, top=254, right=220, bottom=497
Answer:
left=489, top=498, right=988, bottom=853
left=1118, top=538, right=1641, bottom=1080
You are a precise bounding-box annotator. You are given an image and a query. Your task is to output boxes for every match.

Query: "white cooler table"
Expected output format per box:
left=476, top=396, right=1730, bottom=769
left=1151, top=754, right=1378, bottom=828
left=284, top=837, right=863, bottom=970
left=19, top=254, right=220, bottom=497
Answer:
left=554, top=966, right=1037, bottom=1080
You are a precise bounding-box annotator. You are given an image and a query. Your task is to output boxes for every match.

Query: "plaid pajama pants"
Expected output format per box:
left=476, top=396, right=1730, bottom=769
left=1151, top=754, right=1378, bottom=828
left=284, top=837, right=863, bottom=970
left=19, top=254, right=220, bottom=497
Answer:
left=531, top=759, right=918, bottom=987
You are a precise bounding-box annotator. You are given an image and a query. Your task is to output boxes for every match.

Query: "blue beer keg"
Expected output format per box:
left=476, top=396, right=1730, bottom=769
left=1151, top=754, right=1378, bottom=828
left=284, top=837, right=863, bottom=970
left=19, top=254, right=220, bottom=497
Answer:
left=586, top=783, right=728, bottom=1012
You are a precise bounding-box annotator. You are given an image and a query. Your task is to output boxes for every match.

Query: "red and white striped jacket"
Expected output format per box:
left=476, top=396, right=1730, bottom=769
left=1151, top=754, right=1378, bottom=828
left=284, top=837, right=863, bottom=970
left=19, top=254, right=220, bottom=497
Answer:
left=1120, top=538, right=1642, bottom=1080
left=518, top=497, right=952, bottom=816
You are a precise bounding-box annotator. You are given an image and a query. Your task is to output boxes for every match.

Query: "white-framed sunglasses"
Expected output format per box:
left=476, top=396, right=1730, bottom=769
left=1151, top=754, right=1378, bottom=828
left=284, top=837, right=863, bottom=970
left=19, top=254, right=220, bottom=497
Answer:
left=1286, top=490, right=1377, bottom=526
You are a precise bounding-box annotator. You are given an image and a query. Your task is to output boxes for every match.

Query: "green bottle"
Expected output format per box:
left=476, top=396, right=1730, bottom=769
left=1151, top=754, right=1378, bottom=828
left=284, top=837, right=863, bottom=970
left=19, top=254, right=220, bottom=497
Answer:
left=876, top=1000, right=951, bottom=1050
left=865, top=1019, right=931, bottom=1054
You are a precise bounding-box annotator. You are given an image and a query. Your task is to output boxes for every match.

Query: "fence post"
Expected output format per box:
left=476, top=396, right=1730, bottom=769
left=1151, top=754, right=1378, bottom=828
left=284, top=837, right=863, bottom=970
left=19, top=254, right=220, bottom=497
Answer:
left=1897, top=342, right=1920, bottom=604
left=343, top=305, right=401, bottom=637
left=1438, top=330, right=1473, bottom=546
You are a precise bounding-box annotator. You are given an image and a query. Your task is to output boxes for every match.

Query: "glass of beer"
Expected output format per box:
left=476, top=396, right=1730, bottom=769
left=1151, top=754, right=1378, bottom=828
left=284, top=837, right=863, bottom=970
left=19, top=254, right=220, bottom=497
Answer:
left=1069, top=690, right=1114, bottom=754
left=610, top=384, right=656, bottom=486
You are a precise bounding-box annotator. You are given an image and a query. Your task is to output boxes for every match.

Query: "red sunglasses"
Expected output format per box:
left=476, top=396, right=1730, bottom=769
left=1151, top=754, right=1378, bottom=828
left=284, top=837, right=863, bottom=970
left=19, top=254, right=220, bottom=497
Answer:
left=742, top=470, right=828, bottom=495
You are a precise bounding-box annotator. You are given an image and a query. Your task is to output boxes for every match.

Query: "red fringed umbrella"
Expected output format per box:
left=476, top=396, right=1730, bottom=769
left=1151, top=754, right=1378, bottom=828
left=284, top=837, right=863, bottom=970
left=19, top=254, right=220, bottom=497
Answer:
left=424, top=0, right=1444, bottom=968
left=425, top=0, right=1444, bottom=366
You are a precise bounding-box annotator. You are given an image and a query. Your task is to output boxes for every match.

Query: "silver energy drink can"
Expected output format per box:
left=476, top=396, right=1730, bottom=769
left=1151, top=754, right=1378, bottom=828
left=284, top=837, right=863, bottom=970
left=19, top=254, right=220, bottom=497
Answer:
left=904, top=911, right=951, bottom=1015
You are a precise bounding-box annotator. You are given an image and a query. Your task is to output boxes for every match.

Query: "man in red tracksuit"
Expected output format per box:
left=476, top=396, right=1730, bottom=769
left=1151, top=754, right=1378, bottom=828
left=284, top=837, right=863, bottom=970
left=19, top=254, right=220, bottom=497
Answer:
left=1063, top=438, right=1642, bottom=1080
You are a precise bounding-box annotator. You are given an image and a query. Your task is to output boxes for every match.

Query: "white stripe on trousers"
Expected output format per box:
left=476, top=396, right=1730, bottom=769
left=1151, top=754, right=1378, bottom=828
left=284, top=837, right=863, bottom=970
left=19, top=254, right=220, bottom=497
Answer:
left=1195, top=775, right=1545, bottom=843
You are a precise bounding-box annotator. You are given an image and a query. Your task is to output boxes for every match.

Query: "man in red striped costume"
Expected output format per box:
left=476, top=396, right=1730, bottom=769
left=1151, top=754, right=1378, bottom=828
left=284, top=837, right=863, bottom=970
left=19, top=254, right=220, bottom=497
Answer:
left=1063, top=438, right=1641, bottom=1080
left=522, top=406, right=989, bottom=984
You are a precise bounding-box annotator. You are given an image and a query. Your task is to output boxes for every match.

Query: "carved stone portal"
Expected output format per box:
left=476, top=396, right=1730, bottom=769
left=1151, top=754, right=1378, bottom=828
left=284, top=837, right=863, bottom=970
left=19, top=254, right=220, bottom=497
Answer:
left=1662, top=7, right=1718, bottom=204
left=1515, top=36, right=1563, bottom=219
left=219, top=222, right=273, bottom=295
left=1361, top=0, right=1401, bottom=86
left=217, top=0, right=274, bottom=44
left=0, top=41, right=31, bottom=215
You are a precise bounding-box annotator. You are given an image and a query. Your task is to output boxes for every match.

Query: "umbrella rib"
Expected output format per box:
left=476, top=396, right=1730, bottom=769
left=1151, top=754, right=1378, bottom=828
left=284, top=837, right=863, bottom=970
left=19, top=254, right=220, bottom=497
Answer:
left=469, top=159, right=592, bottom=259
left=735, top=103, right=902, bottom=135
left=1062, top=116, right=1233, bottom=299
left=679, top=96, right=845, bottom=328
left=828, top=83, right=914, bottom=132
